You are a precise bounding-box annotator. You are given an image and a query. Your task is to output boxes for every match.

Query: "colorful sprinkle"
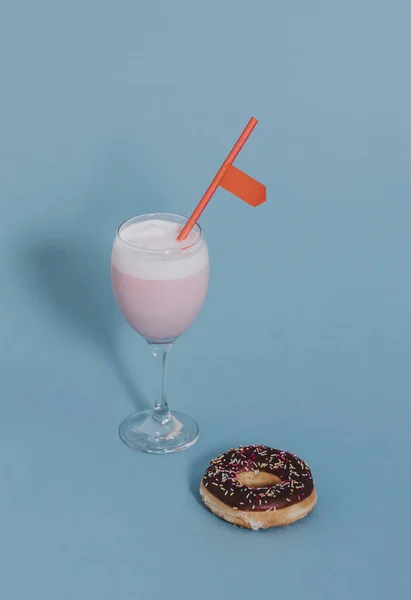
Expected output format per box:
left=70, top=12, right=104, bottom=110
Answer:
left=202, top=445, right=314, bottom=513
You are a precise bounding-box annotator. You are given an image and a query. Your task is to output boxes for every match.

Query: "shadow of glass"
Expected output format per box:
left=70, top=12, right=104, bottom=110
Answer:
left=22, top=235, right=148, bottom=412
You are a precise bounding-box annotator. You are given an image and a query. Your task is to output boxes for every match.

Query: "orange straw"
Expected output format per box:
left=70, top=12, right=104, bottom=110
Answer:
left=177, top=116, right=259, bottom=241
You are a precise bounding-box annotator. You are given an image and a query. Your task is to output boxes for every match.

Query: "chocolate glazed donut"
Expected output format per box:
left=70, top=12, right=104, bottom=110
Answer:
left=200, top=445, right=317, bottom=529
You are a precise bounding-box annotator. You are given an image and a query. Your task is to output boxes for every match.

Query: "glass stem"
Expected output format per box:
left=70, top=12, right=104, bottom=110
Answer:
left=150, top=343, right=172, bottom=423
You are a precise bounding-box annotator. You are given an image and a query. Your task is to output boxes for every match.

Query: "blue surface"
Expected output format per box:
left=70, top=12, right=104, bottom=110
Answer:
left=1, top=1, right=410, bottom=598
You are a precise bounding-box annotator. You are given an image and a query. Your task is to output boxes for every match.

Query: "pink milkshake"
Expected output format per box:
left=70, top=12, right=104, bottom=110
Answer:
left=111, top=119, right=264, bottom=454
left=111, top=215, right=209, bottom=343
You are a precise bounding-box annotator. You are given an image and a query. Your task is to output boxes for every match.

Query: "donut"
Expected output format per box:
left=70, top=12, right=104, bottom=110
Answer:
left=200, top=445, right=317, bottom=530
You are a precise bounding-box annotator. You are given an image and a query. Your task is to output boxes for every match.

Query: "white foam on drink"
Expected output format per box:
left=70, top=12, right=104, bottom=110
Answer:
left=112, top=219, right=209, bottom=280
left=120, top=220, right=198, bottom=251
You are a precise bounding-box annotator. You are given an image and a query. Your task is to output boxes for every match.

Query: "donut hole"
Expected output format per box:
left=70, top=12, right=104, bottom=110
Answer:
left=237, top=471, right=282, bottom=487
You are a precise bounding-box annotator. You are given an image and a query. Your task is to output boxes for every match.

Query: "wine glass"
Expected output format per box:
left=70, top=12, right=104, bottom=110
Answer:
left=111, top=213, right=209, bottom=453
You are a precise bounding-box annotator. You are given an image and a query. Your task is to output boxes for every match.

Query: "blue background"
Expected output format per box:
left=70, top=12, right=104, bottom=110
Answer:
left=1, top=1, right=410, bottom=598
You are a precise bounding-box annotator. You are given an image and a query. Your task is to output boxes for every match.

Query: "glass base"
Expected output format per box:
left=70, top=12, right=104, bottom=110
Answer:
left=119, top=410, right=199, bottom=454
